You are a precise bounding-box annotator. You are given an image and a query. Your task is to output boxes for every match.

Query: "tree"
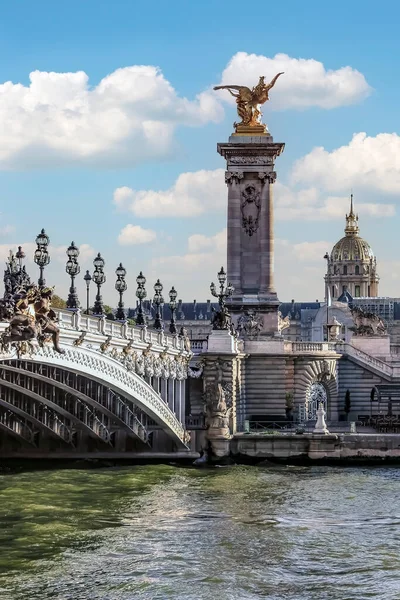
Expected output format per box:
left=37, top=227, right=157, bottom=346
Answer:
left=344, top=389, right=351, bottom=420
left=51, top=294, right=67, bottom=309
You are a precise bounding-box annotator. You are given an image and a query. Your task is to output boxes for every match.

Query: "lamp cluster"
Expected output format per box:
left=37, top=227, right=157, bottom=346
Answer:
left=14, top=228, right=186, bottom=331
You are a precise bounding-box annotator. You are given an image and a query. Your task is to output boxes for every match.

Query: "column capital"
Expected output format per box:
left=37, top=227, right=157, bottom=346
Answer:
left=225, top=170, right=244, bottom=185
left=258, top=171, right=277, bottom=184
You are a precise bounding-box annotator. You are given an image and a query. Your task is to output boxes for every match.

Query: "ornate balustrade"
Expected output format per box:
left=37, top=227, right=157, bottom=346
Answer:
left=288, top=341, right=338, bottom=354
left=335, top=343, right=394, bottom=377
left=190, top=340, right=208, bottom=354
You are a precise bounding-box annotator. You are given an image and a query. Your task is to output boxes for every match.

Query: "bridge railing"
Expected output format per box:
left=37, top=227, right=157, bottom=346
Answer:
left=287, top=341, right=338, bottom=353
left=55, top=309, right=185, bottom=351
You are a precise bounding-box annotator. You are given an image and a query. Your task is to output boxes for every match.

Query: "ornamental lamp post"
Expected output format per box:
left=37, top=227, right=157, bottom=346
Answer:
left=210, top=266, right=233, bottom=311
left=16, top=246, right=25, bottom=271
left=169, top=286, right=178, bottom=334
left=92, top=253, right=106, bottom=316
left=115, top=263, right=127, bottom=321
left=135, top=271, right=147, bottom=326
left=34, top=228, right=50, bottom=288
left=66, top=241, right=80, bottom=310
left=83, top=270, right=92, bottom=315
left=153, top=278, right=164, bottom=330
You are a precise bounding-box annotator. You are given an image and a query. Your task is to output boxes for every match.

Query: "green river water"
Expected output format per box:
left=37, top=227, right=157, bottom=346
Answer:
left=0, top=464, right=399, bottom=599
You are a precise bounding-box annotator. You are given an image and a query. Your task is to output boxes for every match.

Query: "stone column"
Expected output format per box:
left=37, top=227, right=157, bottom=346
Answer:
left=168, top=379, right=175, bottom=413
left=226, top=171, right=243, bottom=295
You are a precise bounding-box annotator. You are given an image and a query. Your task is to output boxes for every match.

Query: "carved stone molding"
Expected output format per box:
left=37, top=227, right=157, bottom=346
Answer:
left=258, top=171, right=277, bottom=184
left=228, top=155, right=274, bottom=166
left=225, top=170, right=244, bottom=184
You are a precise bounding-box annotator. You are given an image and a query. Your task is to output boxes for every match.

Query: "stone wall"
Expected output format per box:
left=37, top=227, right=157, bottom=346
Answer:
left=337, top=357, right=384, bottom=418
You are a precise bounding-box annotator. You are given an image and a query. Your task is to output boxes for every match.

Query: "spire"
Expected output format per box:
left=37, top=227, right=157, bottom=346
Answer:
left=345, top=193, right=359, bottom=236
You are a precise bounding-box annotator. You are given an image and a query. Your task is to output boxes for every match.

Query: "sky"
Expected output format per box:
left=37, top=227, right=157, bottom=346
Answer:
left=1, top=0, right=400, bottom=307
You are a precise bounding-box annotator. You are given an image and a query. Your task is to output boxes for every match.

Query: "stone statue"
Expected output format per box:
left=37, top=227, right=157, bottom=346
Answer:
left=211, top=305, right=232, bottom=331
left=328, top=316, right=342, bottom=341
left=203, top=381, right=230, bottom=437
left=278, top=311, right=290, bottom=333
left=350, top=306, right=386, bottom=336
left=237, top=309, right=263, bottom=338
left=0, top=285, right=64, bottom=354
left=179, top=326, right=192, bottom=353
left=213, top=73, right=284, bottom=130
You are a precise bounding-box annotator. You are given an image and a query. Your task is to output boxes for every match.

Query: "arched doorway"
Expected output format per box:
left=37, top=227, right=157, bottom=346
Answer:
left=306, top=381, right=328, bottom=420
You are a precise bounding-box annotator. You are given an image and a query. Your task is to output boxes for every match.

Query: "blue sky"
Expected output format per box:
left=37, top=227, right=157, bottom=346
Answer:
left=1, top=0, right=400, bottom=305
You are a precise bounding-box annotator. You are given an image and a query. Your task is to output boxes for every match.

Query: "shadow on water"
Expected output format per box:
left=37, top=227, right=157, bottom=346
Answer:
left=0, top=464, right=400, bottom=599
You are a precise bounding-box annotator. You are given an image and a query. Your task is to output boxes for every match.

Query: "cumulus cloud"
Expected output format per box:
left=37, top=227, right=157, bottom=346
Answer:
left=114, top=169, right=226, bottom=217
left=0, top=66, right=223, bottom=169
left=275, top=182, right=395, bottom=220
left=217, top=52, right=371, bottom=110
left=118, top=224, right=157, bottom=245
left=291, top=132, right=400, bottom=194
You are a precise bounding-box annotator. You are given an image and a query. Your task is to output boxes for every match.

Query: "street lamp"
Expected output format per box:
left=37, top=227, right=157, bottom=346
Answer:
left=115, top=263, right=127, bottom=321
left=324, top=252, right=330, bottom=341
left=169, top=286, right=178, bottom=334
left=210, top=266, right=234, bottom=310
left=16, top=246, right=25, bottom=271
left=92, top=253, right=106, bottom=316
left=83, top=270, right=92, bottom=315
left=135, top=271, right=147, bottom=326
left=34, top=228, right=50, bottom=288
left=66, top=241, right=80, bottom=310
left=153, top=278, right=164, bottom=330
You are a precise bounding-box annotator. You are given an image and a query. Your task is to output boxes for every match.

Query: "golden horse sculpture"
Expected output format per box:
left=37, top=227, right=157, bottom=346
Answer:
left=213, top=73, right=283, bottom=133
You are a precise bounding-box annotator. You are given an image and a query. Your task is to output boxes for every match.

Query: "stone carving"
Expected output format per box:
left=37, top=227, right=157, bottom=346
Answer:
left=328, top=316, right=341, bottom=341
left=179, top=326, right=192, bottom=353
left=225, top=170, right=244, bottom=184
left=278, top=311, right=290, bottom=333
left=241, top=184, right=261, bottom=236
left=203, top=381, right=230, bottom=437
left=188, top=361, right=204, bottom=378
left=100, top=336, right=112, bottom=353
left=211, top=305, right=232, bottom=331
left=237, top=309, right=263, bottom=338
left=258, top=171, right=276, bottom=184
left=350, top=306, right=386, bottom=336
left=213, top=73, right=284, bottom=130
left=0, top=285, right=64, bottom=354
left=228, top=156, right=273, bottom=166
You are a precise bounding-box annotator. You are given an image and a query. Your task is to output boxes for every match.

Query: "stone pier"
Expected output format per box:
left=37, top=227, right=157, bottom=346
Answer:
left=217, top=134, right=284, bottom=335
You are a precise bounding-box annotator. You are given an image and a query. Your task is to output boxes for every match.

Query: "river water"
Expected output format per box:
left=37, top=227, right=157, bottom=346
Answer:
left=0, top=464, right=399, bottom=599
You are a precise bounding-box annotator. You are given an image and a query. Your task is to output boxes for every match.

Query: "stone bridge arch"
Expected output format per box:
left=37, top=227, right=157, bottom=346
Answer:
left=0, top=343, right=187, bottom=450
left=294, top=357, right=339, bottom=421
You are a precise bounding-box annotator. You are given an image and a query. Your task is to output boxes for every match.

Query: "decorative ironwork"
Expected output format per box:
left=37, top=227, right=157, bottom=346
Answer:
left=83, top=270, right=92, bottom=315
left=210, top=267, right=234, bottom=331
left=306, top=382, right=327, bottom=420
left=169, top=286, right=177, bottom=335
left=92, top=253, right=106, bottom=316
left=34, top=229, right=50, bottom=288
left=115, top=263, right=127, bottom=321
left=135, top=271, right=147, bottom=326
left=66, top=241, right=80, bottom=310
left=153, top=279, right=164, bottom=330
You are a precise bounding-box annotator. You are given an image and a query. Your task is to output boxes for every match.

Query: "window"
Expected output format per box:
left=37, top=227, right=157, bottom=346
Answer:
left=355, top=285, right=361, bottom=297
left=355, top=265, right=360, bottom=275
left=343, top=266, right=348, bottom=275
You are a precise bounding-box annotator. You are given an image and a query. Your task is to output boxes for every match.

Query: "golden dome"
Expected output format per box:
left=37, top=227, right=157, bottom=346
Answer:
left=330, top=194, right=374, bottom=261
left=331, top=235, right=374, bottom=261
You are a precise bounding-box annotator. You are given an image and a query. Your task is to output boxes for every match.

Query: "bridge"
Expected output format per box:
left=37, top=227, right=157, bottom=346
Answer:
left=0, top=309, right=192, bottom=456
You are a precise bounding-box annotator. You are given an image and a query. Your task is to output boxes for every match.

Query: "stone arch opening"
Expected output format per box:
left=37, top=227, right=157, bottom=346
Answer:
left=306, top=381, right=328, bottom=420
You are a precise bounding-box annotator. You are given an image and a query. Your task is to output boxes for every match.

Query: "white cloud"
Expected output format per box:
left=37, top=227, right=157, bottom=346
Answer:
left=114, top=169, right=226, bottom=217
left=118, top=224, right=157, bottom=245
left=291, top=132, right=400, bottom=194
left=217, top=52, right=371, bottom=110
left=275, top=183, right=395, bottom=220
left=0, top=66, right=223, bottom=169
left=188, top=229, right=227, bottom=253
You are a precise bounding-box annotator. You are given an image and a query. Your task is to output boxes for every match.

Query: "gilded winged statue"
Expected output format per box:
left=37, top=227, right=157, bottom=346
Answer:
left=213, top=73, right=284, bottom=128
